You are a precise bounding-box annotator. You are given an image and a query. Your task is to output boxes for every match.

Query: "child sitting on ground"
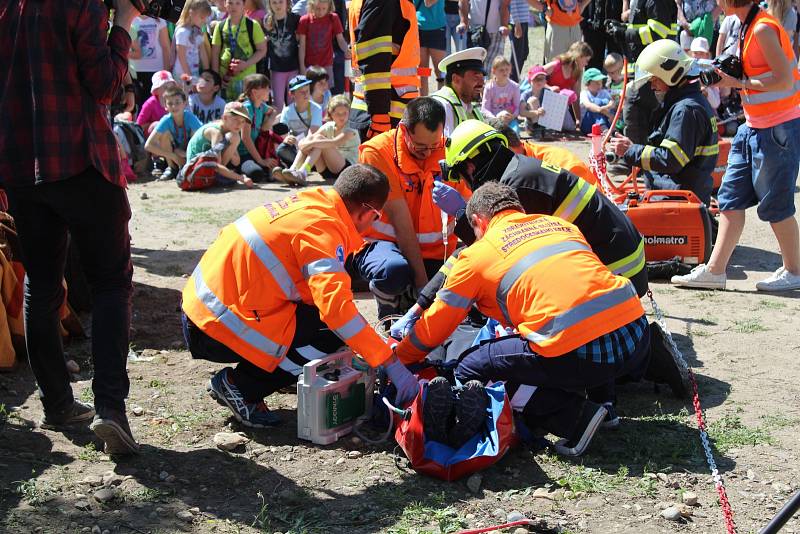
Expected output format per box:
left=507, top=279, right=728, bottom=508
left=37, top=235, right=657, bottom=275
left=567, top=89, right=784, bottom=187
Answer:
left=273, top=75, right=323, bottom=184
left=145, top=87, right=204, bottom=181
left=237, top=73, right=279, bottom=181
left=190, top=69, right=227, bottom=123
left=182, top=101, right=257, bottom=188
left=689, top=37, right=720, bottom=112
left=481, top=56, right=521, bottom=129
left=306, top=65, right=332, bottom=111
left=280, top=95, right=358, bottom=182
left=519, top=66, right=548, bottom=134
left=579, top=68, right=615, bottom=134
left=136, top=71, right=179, bottom=136
left=603, top=53, right=625, bottom=132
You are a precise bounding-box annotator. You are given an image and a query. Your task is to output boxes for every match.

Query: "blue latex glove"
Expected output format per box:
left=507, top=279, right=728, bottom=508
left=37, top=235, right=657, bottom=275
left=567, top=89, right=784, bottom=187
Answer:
left=389, top=304, right=421, bottom=340
left=383, top=356, right=418, bottom=407
left=432, top=180, right=466, bottom=216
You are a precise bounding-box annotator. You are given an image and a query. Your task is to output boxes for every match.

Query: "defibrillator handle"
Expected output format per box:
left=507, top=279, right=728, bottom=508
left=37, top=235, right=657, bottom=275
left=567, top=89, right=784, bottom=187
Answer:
left=640, top=189, right=703, bottom=204
left=302, top=351, right=351, bottom=384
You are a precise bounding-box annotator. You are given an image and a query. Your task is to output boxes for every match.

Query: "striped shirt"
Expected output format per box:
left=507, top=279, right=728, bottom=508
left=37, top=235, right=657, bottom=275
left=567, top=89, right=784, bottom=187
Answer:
left=509, top=0, right=531, bottom=25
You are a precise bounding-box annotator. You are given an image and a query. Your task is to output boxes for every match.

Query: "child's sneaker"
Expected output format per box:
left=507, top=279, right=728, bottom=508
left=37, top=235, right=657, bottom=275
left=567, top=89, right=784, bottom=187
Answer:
left=158, top=167, right=174, bottom=181
left=281, top=168, right=308, bottom=187
left=755, top=267, right=800, bottom=291
left=271, top=166, right=285, bottom=182
left=671, top=264, right=726, bottom=290
left=207, top=368, right=282, bottom=428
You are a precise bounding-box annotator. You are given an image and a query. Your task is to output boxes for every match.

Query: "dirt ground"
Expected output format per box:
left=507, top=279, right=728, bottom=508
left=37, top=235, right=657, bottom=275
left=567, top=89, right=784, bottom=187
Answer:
left=2, top=26, right=800, bottom=534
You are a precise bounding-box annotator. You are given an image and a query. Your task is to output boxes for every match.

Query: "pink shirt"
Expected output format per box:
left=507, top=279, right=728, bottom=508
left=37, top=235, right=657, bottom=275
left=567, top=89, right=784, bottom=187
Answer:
left=136, top=95, right=166, bottom=127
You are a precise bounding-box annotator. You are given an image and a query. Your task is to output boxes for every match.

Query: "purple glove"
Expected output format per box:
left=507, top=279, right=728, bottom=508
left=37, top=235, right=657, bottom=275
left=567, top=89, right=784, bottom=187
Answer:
left=383, top=356, right=418, bottom=407
left=432, top=180, right=466, bottom=216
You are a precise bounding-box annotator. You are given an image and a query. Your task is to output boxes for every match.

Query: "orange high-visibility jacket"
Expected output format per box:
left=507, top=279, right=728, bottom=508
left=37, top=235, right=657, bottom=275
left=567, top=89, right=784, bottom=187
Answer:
left=521, top=141, right=598, bottom=186
left=182, top=188, right=393, bottom=371
left=396, top=211, right=645, bottom=363
left=740, top=11, right=800, bottom=126
left=359, top=128, right=470, bottom=260
left=349, top=0, right=421, bottom=131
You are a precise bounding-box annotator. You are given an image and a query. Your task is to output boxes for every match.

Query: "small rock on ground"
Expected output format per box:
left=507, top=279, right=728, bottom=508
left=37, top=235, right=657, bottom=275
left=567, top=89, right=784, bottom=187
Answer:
left=466, top=473, right=482, bottom=494
left=682, top=491, right=698, bottom=506
left=661, top=506, right=682, bottom=521
left=176, top=510, right=194, bottom=522
left=213, top=432, right=250, bottom=451
left=93, top=488, right=115, bottom=503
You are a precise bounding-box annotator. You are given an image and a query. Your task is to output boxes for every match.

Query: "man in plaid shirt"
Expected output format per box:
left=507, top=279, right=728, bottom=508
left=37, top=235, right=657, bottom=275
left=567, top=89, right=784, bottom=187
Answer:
left=0, top=0, right=142, bottom=455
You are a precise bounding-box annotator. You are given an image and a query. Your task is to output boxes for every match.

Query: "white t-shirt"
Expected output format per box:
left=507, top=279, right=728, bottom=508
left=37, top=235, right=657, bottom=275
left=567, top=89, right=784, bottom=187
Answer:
left=318, top=121, right=360, bottom=163
left=469, top=0, right=501, bottom=34
left=173, top=26, right=202, bottom=79
left=131, top=16, right=168, bottom=73
left=718, top=15, right=741, bottom=55
left=189, top=93, right=227, bottom=124
left=279, top=101, right=323, bottom=136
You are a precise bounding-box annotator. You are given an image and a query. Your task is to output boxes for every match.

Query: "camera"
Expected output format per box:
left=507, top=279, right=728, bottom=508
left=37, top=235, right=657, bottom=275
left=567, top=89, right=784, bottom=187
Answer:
left=698, top=53, right=743, bottom=86
left=105, top=0, right=184, bottom=23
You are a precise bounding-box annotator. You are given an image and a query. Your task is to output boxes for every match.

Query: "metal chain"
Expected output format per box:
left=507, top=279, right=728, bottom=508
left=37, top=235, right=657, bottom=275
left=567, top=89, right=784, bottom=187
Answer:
left=647, top=290, right=737, bottom=534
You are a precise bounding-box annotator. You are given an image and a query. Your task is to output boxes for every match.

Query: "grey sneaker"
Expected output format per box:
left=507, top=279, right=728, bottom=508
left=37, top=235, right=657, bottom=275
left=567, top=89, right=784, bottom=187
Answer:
left=756, top=267, right=800, bottom=291
left=41, top=400, right=95, bottom=428
left=671, top=264, right=726, bottom=290
left=423, top=377, right=454, bottom=444
left=90, top=409, right=140, bottom=455
left=280, top=168, right=308, bottom=186
left=448, top=380, right=488, bottom=447
left=157, top=167, right=174, bottom=181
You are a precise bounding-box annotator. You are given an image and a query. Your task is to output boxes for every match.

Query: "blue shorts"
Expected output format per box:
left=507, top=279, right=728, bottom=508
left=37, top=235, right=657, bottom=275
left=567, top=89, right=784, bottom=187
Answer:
left=717, top=117, right=800, bottom=222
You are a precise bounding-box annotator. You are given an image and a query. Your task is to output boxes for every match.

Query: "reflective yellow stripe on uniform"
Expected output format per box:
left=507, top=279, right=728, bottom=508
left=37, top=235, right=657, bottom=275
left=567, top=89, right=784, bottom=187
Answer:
left=389, top=100, right=408, bottom=118
left=648, top=19, right=672, bottom=38
left=694, top=144, right=719, bottom=157
left=641, top=145, right=654, bottom=171
left=362, top=72, right=392, bottom=90
left=354, top=36, right=393, bottom=59
left=553, top=179, right=597, bottom=223
left=660, top=139, right=690, bottom=167
left=606, top=237, right=646, bottom=279
left=638, top=26, right=654, bottom=44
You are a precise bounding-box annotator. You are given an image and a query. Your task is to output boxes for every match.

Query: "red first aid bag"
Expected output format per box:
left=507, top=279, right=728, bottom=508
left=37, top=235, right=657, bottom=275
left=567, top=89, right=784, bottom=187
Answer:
left=394, top=381, right=517, bottom=481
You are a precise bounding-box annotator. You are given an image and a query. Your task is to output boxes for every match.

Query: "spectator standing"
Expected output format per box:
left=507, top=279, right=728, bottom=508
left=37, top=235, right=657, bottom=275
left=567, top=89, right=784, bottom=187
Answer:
left=190, top=69, right=228, bottom=123
left=672, top=0, right=800, bottom=291
left=533, top=0, right=592, bottom=61
left=331, top=0, right=350, bottom=96
left=173, top=0, right=213, bottom=84
left=689, top=37, right=720, bottom=111
left=212, top=0, right=268, bottom=100
left=0, top=0, right=141, bottom=454
left=677, top=0, right=718, bottom=44
left=297, top=0, right=350, bottom=80
left=417, top=0, right=448, bottom=96
left=265, top=0, right=301, bottom=111
left=767, top=0, right=798, bottom=45
left=445, top=0, right=467, bottom=54
left=458, top=0, right=511, bottom=71
left=717, top=14, right=742, bottom=55
left=131, top=15, right=173, bottom=106
left=246, top=0, right=268, bottom=21
left=481, top=56, right=521, bottom=127
left=581, top=0, right=624, bottom=70
left=508, top=0, right=531, bottom=82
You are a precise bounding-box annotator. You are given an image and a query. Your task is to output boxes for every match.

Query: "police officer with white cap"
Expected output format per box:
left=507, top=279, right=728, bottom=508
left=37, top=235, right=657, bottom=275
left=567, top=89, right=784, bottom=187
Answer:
left=431, top=47, right=487, bottom=136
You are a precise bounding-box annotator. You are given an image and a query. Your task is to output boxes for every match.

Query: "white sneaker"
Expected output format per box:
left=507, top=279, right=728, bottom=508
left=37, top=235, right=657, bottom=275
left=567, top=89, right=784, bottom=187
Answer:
left=280, top=168, right=307, bottom=186
left=756, top=266, right=800, bottom=291
left=671, top=264, right=726, bottom=290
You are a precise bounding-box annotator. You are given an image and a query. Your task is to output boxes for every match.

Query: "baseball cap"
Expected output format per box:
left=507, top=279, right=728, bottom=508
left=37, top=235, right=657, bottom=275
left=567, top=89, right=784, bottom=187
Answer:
left=223, top=101, right=252, bottom=123
left=151, top=70, right=176, bottom=93
left=690, top=37, right=710, bottom=53
left=288, top=75, right=312, bottom=92
left=583, top=68, right=607, bottom=84
left=528, top=65, right=547, bottom=81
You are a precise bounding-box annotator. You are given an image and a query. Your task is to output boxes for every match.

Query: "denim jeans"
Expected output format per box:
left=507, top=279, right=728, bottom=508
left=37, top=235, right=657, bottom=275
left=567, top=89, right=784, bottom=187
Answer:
left=445, top=13, right=466, bottom=55
left=6, top=167, right=133, bottom=415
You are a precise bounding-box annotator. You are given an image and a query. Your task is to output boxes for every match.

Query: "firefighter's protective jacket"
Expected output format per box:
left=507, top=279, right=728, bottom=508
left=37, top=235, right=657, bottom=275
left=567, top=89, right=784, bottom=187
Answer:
left=624, top=0, right=678, bottom=62
left=396, top=211, right=645, bottom=363
left=623, top=81, right=718, bottom=200
left=182, top=188, right=393, bottom=371
left=349, top=0, right=421, bottom=135
left=454, top=149, right=646, bottom=284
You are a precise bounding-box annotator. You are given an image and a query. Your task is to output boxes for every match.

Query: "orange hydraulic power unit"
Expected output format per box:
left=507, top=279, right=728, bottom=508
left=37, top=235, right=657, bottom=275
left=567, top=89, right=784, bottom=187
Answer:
left=619, top=190, right=713, bottom=265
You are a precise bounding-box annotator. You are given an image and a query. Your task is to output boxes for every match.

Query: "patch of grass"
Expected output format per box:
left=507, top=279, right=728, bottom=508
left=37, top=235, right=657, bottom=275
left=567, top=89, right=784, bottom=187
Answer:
left=758, top=299, right=786, bottom=310
left=556, top=465, right=627, bottom=494
left=729, top=318, right=768, bottom=334
left=126, top=487, right=172, bottom=502
left=154, top=410, right=215, bottom=444
left=13, top=475, right=57, bottom=506
left=253, top=491, right=324, bottom=534
left=633, top=475, right=658, bottom=498
left=79, top=387, right=94, bottom=403
left=147, top=379, right=168, bottom=391
left=389, top=492, right=466, bottom=534
left=760, top=414, right=799, bottom=429
left=77, top=442, right=102, bottom=462
left=708, top=415, right=775, bottom=453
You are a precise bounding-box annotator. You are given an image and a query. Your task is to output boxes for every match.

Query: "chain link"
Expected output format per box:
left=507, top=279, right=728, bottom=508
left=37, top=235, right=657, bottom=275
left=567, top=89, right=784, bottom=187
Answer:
left=647, top=290, right=737, bottom=534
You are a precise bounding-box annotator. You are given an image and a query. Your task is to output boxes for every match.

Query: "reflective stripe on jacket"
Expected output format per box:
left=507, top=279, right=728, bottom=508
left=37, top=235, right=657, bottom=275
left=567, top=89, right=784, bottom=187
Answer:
left=359, top=129, right=469, bottom=259
left=624, top=0, right=678, bottom=63
left=182, top=188, right=393, bottom=371
left=740, top=12, right=800, bottom=123
left=432, top=85, right=484, bottom=128
left=396, top=211, right=645, bottom=363
left=521, top=141, right=598, bottom=186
